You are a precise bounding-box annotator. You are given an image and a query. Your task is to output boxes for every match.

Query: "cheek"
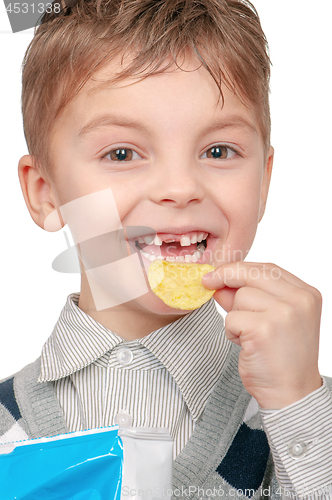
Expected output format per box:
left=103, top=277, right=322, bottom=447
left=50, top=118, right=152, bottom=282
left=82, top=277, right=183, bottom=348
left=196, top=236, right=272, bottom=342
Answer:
left=215, top=173, right=263, bottom=261
left=233, top=189, right=261, bottom=226
left=218, top=171, right=262, bottom=220
left=51, top=160, right=85, bottom=206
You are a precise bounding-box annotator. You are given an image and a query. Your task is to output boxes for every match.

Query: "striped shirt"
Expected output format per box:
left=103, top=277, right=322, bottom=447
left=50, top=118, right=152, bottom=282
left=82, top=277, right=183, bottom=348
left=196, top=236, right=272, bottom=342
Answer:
left=38, top=293, right=231, bottom=457
left=38, top=293, right=332, bottom=494
left=260, top=379, right=332, bottom=495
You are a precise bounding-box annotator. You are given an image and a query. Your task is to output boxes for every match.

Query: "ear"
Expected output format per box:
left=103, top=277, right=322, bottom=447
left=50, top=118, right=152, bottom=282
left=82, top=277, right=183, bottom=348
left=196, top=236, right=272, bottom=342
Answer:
left=18, top=155, right=64, bottom=232
left=258, top=146, right=274, bottom=222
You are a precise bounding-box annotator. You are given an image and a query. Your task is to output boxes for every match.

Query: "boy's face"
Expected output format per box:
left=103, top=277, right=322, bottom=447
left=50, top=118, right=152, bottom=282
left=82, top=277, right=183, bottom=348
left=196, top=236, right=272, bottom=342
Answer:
left=40, top=55, right=273, bottom=316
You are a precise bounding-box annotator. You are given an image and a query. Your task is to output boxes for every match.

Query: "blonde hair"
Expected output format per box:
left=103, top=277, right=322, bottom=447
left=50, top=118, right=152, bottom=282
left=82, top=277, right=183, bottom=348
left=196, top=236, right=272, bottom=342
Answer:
left=22, top=0, right=271, bottom=176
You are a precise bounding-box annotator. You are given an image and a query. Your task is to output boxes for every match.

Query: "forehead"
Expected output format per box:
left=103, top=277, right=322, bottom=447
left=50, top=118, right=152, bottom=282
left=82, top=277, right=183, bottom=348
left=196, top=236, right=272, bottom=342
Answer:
left=53, top=54, right=259, bottom=142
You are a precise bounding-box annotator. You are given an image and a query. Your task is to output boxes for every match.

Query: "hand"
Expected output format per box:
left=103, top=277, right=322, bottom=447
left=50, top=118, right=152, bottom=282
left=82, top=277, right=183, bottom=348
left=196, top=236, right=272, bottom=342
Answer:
left=202, top=262, right=323, bottom=409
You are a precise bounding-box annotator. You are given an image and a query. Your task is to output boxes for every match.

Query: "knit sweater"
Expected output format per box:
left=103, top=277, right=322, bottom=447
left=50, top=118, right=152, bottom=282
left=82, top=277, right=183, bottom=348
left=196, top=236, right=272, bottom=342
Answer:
left=1, top=344, right=332, bottom=499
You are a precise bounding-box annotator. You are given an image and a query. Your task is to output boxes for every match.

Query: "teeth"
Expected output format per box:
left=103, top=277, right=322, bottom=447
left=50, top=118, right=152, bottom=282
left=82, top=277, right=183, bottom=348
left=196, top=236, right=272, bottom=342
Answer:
left=139, top=232, right=209, bottom=246
left=139, top=231, right=208, bottom=263
left=140, top=250, right=159, bottom=261
left=144, top=235, right=154, bottom=245
left=141, top=249, right=204, bottom=263
left=180, top=236, right=191, bottom=246
left=154, top=234, right=163, bottom=246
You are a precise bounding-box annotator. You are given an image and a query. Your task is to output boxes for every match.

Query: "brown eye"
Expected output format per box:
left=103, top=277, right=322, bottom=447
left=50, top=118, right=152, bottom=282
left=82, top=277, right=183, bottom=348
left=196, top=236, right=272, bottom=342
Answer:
left=206, top=146, right=229, bottom=159
left=109, top=148, right=133, bottom=161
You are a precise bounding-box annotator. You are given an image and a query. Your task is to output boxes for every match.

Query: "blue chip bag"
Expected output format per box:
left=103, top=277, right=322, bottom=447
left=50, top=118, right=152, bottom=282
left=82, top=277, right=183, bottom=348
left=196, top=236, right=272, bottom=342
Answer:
left=0, top=426, right=123, bottom=500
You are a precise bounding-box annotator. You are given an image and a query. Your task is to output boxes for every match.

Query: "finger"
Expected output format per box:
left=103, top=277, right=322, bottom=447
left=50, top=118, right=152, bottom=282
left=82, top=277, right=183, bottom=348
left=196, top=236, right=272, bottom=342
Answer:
left=224, top=310, right=260, bottom=346
left=261, top=264, right=317, bottom=293
left=214, top=286, right=275, bottom=313
left=213, top=287, right=237, bottom=313
left=202, top=261, right=306, bottom=298
left=232, top=286, right=276, bottom=312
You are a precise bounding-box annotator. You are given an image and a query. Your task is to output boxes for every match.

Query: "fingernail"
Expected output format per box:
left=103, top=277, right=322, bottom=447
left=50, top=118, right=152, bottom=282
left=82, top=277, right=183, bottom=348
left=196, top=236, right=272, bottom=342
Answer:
left=202, top=271, right=214, bottom=281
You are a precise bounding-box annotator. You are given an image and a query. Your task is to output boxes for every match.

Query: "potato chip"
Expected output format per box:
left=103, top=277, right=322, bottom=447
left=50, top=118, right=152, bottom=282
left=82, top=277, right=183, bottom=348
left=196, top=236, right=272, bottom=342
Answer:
left=148, top=260, right=216, bottom=310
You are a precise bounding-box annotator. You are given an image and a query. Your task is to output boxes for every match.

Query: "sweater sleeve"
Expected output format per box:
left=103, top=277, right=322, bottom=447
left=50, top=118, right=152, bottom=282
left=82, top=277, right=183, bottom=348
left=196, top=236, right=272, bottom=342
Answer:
left=259, top=377, right=332, bottom=499
left=0, top=377, right=30, bottom=445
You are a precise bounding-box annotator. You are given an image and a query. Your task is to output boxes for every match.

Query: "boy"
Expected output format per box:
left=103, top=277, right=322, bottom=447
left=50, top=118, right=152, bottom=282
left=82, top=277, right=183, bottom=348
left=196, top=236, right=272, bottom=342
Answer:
left=1, top=0, right=331, bottom=497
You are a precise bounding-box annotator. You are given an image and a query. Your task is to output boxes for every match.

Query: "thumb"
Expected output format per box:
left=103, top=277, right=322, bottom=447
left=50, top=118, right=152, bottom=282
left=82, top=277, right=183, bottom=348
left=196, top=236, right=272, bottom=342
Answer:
left=213, top=287, right=238, bottom=313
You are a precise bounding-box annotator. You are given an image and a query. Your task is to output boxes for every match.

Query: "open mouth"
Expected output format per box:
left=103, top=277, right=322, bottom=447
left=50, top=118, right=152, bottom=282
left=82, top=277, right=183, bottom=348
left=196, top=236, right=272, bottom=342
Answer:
left=134, top=231, right=209, bottom=263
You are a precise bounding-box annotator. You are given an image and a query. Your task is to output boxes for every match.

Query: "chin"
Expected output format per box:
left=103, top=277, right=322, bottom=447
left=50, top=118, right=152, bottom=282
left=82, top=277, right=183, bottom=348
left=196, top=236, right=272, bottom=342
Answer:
left=131, top=289, right=193, bottom=317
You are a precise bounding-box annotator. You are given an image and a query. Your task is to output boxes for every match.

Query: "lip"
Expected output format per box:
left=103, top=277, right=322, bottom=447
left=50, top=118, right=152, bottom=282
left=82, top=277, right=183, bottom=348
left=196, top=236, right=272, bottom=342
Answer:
left=125, top=225, right=218, bottom=240
left=147, top=226, right=213, bottom=235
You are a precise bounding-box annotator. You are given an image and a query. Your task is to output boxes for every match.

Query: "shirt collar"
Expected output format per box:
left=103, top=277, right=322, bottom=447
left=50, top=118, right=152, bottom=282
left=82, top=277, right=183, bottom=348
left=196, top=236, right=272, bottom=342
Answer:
left=39, top=293, right=230, bottom=421
left=138, top=299, right=230, bottom=420
left=39, top=293, right=123, bottom=381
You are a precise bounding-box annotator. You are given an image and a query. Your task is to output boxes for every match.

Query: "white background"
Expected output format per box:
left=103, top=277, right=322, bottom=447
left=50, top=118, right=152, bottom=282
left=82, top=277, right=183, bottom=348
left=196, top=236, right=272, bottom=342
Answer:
left=0, top=1, right=331, bottom=379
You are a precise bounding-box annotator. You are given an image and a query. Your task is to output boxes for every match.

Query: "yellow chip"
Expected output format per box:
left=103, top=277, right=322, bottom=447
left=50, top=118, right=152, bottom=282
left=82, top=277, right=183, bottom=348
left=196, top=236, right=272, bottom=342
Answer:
left=148, top=260, right=216, bottom=310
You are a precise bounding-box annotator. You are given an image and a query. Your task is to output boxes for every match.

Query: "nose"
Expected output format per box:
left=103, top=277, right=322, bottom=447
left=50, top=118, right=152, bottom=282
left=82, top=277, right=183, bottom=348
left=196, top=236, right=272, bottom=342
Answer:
left=148, top=155, right=205, bottom=209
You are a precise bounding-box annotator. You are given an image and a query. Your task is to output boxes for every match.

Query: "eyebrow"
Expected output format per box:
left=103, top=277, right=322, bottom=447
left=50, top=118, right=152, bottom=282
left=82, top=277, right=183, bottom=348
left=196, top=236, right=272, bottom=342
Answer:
left=78, top=114, right=151, bottom=137
left=77, top=113, right=257, bottom=138
left=202, top=115, right=257, bottom=137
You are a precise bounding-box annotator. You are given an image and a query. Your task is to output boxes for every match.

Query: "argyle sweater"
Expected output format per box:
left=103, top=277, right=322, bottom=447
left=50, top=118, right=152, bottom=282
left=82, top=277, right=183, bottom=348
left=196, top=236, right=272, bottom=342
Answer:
left=1, top=344, right=331, bottom=499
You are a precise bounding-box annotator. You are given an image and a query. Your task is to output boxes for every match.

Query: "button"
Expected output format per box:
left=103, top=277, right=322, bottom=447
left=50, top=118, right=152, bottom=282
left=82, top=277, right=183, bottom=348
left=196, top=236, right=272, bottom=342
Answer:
left=116, top=347, right=133, bottom=365
left=287, top=439, right=308, bottom=459
left=114, top=410, right=133, bottom=427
